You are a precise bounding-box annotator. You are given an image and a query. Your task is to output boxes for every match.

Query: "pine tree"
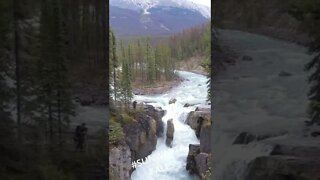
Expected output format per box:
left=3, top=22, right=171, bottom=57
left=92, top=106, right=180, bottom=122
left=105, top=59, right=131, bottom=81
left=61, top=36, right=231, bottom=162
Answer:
left=109, top=30, right=118, bottom=105
left=35, top=0, right=75, bottom=144
left=146, top=38, right=156, bottom=84
left=289, top=0, right=320, bottom=125
left=119, top=44, right=133, bottom=108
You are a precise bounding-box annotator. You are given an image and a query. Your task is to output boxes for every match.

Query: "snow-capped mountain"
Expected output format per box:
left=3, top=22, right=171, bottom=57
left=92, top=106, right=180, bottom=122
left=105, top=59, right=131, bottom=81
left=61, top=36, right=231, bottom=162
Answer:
left=110, top=0, right=210, bottom=37
left=110, top=0, right=210, bottom=18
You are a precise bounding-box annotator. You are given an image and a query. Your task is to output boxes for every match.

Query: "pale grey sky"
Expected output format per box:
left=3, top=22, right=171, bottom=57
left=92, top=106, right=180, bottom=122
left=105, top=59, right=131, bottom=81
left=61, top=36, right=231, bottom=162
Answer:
left=191, top=0, right=211, bottom=7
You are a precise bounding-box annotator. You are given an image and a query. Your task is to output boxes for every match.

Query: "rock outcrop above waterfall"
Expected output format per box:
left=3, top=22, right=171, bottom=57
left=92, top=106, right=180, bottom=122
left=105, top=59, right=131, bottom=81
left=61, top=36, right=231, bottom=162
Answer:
left=143, top=105, right=165, bottom=137
left=186, top=144, right=211, bottom=179
left=109, top=143, right=132, bottom=180
left=123, top=112, right=158, bottom=162
left=109, top=104, right=165, bottom=179
left=186, top=108, right=212, bottom=179
left=166, top=119, right=174, bottom=148
left=186, top=110, right=211, bottom=138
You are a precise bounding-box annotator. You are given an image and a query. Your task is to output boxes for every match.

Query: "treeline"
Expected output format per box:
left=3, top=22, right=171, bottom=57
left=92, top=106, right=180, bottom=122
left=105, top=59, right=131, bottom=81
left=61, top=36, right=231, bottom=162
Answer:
left=109, top=31, right=176, bottom=107
left=0, top=0, right=107, bottom=179
left=120, top=37, right=176, bottom=83
left=289, top=0, right=320, bottom=126
left=109, top=22, right=211, bottom=107
left=168, top=22, right=211, bottom=63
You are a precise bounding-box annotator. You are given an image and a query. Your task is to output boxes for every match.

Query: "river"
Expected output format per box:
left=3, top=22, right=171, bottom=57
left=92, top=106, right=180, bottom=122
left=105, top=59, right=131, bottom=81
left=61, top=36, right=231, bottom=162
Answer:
left=212, top=29, right=312, bottom=180
left=131, top=71, right=209, bottom=180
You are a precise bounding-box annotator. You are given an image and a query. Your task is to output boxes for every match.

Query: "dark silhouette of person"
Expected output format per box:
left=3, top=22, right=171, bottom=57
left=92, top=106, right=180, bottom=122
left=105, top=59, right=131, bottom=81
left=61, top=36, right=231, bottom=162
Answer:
left=74, top=123, right=88, bottom=151
left=196, top=117, right=204, bottom=138
left=133, top=101, right=137, bottom=109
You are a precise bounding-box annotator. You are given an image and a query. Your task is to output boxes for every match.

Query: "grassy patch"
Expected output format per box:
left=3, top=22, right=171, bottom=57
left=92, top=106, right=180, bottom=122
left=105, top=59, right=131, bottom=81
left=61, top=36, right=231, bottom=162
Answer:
left=109, top=117, right=125, bottom=145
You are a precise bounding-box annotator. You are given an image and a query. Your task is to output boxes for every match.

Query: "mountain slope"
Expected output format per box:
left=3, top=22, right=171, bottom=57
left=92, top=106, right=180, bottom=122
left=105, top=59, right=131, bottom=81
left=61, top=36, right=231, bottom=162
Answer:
left=110, top=0, right=210, bottom=37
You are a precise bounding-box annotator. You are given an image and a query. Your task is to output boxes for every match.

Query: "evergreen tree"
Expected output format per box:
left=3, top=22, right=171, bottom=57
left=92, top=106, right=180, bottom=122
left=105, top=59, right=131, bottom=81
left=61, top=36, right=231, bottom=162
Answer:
left=146, top=38, right=156, bottom=84
left=109, top=30, right=118, bottom=104
left=119, top=43, right=133, bottom=108
left=290, top=0, right=320, bottom=125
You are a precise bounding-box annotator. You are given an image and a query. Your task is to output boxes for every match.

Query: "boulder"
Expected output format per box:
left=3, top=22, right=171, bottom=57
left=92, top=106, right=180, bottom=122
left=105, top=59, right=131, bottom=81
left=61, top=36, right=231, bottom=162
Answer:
left=186, top=111, right=211, bottom=138
left=186, top=144, right=212, bottom=179
left=144, top=105, right=165, bottom=137
left=246, top=140, right=320, bottom=180
left=123, top=113, right=157, bottom=162
left=169, top=98, right=177, bottom=104
left=195, top=153, right=211, bottom=179
left=184, top=103, right=191, bottom=107
left=246, top=156, right=320, bottom=180
left=166, top=119, right=174, bottom=148
left=186, top=144, right=200, bottom=175
left=186, top=111, right=210, bottom=130
left=109, top=144, right=131, bottom=180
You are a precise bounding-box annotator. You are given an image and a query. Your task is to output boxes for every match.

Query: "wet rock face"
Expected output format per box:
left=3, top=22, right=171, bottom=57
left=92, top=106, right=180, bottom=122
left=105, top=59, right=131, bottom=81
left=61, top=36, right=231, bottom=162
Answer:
left=246, top=156, right=320, bottom=180
left=186, top=144, right=211, bottom=179
left=123, top=113, right=157, bottom=162
left=200, top=126, right=211, bottom=153
left=186, top=111, right=210, bottom=130
left=247, top=143, right=320, bottom=180
left=166, top=119, right=174, bottom=148
left=144, top=105, right=165, bottom=137
left=186, top=110, right=211, bottom=138
left=186, top=144, right=201, bottom=175
left=186, top=109, right=212, bottom=179
left=195, top=153, right=211, bottom=179
left=109, top=144, right=131, bottom=180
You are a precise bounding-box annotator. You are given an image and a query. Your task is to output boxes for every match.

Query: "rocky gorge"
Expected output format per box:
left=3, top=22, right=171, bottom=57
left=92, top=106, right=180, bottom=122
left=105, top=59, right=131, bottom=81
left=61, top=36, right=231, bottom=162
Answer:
left=110, top=71, right=210, bottom=180
left=109, top=105, right=165, bottom=179
left=185, top=107, right=212, bottom=179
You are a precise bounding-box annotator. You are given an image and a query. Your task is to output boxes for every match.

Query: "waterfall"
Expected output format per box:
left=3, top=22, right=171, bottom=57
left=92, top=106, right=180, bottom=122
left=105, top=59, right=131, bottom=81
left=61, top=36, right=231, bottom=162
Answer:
left=131, top=71, right=209, bottom=180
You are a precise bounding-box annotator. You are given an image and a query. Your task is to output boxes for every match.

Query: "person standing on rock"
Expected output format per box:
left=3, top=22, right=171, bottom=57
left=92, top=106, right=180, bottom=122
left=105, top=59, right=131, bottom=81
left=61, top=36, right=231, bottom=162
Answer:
left=74, top=123, right=88, bottom=152
left=133, top=100, right=137, bottom=110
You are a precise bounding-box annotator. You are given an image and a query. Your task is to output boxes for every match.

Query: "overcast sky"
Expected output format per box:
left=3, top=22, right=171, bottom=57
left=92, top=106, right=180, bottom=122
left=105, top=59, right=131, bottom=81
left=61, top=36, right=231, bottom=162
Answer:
left=191, top=0, right=211, bottom=7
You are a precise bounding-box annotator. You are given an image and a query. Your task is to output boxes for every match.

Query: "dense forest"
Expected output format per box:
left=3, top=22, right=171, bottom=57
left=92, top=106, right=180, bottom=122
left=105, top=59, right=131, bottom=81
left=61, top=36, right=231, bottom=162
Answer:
left=109, top=22, right=211, bottom=107
left=0, top=0, right=107, bottom=179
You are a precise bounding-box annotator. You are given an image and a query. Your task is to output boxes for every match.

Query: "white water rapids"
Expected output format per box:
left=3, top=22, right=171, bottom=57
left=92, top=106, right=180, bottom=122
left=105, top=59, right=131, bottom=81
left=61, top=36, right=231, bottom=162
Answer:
left=131, top=71, right=209, bottom=180
left=212, top=29, right=312, bottom=180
